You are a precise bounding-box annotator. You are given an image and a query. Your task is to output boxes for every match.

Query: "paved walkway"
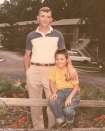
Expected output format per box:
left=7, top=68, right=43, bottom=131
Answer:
left=0, top=46, right=4, bottom=62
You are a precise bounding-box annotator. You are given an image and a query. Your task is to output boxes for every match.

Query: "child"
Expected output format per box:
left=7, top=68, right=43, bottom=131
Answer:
left=48, top=48, right=80, bottom=131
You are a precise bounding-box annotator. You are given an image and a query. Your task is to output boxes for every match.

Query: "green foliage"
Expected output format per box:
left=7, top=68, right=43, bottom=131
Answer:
left=0, top=75, right=105, bottom=101
left=81, top=86, right=105, bottom=100
left=0, top=0, right=42, bottom=23
left=0, top=0, right=105, bottom=56
left=80, top=0, right=105, bottom=57
left=1, top=24, right=35, bottom=51
left=0, top=76, right=28, bottom=98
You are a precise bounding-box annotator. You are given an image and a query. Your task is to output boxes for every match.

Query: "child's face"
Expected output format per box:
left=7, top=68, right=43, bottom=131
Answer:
left=55, top=54, right=68, bottom=69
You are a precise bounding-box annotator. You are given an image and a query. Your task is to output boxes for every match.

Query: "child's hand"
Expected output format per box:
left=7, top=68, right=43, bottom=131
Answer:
left=50, top=94, right=57, bottom=101
left=65, top=73, right=71, bottom=81
left=65, top=97, right=71, bottom=106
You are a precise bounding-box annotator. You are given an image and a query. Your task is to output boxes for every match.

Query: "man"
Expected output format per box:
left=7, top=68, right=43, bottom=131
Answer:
left=23, top=7, right=77, bottom=129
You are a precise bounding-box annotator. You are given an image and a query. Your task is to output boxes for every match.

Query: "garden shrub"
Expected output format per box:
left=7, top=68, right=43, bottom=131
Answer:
left=0, top=75, right=28, bottom=98
left=1, top=75, right=105, bottom=128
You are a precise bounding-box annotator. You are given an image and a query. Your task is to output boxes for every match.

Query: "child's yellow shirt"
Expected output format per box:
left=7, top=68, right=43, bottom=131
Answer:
left=48, top=66, right=79, bottom=90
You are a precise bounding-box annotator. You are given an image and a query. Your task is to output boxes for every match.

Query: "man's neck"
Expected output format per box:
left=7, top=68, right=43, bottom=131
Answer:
left=39, top=26, right=50, bottom=34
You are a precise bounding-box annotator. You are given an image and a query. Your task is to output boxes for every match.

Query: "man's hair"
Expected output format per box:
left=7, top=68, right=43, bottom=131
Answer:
left=54, top=48, right=68, bottom=59
left=38, top=7, right=52, bottom=15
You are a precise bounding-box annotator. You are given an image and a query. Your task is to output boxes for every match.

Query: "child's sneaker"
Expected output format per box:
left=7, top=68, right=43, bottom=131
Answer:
left=66, top=123, right=74, bottom=131
left=51, top=121, right=66, bottom=131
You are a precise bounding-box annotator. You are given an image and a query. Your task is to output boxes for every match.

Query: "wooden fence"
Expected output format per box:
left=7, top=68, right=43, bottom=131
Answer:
left=0, top=98, right=105, bottom=131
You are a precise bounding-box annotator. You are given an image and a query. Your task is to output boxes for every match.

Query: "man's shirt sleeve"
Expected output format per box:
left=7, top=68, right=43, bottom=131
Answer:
left=26, top=34, right=32, bottom=50
left=58, top=32, right=65, bottom=49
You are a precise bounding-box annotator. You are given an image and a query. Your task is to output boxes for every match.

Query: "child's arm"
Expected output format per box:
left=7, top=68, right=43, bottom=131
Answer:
left=65, top=84, right=79, bottom=106
left=49, top=80, right=57, bottom=101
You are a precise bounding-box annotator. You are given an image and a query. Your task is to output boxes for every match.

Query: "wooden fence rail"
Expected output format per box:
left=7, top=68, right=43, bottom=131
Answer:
left=0, top=98, right=105, bottom=107
left=0, top=128, right=105, bottom=131
left=0, top=98, right=105, bottom=131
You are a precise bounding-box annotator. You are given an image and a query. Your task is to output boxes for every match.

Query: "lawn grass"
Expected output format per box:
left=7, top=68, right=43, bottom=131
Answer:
left=72, top=61, right=98, bottom=67
left=72, top=61, right=100, bottom=72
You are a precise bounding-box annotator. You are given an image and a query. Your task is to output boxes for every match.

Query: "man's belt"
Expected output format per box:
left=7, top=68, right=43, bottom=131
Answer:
left=31, top=63, right=55, bottom=66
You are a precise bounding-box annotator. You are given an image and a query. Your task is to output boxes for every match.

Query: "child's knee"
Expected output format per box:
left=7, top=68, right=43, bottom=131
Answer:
left=63, top=106, right=75, bottom=116
left=48, top=99, right=56, bottom=107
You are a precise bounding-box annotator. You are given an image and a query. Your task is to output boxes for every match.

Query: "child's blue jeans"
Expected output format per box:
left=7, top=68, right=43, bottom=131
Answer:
left=48, top=88, right=80, bottom=123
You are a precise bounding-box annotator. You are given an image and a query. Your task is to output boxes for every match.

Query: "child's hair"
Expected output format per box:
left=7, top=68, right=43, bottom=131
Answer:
left=54, top=48, right=68, bottom=59
left=38, top=7, right=52, bottom=15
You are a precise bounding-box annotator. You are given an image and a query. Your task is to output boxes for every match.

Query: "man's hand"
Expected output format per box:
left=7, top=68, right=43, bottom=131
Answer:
left=65, top=73, right=71, bottom=81
left=65, top=97, right=71, bottom=106
left=23, top=50, right=31, bottom=72
left=49, top=93, right=57, bottom=101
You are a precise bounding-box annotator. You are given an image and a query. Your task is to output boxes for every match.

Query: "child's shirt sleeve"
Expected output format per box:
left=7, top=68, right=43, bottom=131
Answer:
left=48, top=66, right=56, bottom=81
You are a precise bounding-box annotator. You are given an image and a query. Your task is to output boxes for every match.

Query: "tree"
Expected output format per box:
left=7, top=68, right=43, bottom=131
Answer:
left=75, top=0, right=105, bottom=57
left=0, top=0, right=43, bottom=23
left=0, top=0, right=105, bottom=57
left=2, top=23, right=36, bottom=51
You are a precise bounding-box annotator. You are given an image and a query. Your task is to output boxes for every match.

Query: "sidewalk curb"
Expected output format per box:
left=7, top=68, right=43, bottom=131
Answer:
left=76, top=68, right=100, bottom=73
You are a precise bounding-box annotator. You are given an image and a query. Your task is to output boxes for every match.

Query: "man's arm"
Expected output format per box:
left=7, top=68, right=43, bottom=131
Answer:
left=57, top=32, right=78, bottom=80
left=67, top=56, right=73, bottom=68
left=23, top=50, right=32, bottom=71
left=67, top=56, right=78, bottom=80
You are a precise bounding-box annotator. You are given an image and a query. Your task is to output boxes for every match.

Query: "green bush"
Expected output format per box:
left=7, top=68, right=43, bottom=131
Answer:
left=1, top=75, right=105, bottom=100
left=0, top=76, right=28, bottom=98
left=1, top=24, right=36, bottom=51
left=81, top=86, right=105, bottom=100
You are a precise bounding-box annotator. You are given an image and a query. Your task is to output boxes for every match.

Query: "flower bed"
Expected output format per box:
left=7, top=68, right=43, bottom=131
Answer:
left=0, top=76, right=105, bottom=129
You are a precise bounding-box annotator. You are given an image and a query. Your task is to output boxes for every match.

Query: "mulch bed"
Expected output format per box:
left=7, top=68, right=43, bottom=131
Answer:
left=0, top=106, right=105, bottom=129
left=0, top=106, right=32, bottom=128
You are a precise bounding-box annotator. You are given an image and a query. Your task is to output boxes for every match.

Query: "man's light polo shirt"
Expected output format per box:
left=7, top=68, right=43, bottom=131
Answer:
left=48, top=66, right=79, bottom=90
left=26, top=26, right=65, bottom=64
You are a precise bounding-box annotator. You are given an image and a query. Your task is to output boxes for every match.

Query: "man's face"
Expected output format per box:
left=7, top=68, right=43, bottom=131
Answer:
left=37, top=11, right=52, bottom=27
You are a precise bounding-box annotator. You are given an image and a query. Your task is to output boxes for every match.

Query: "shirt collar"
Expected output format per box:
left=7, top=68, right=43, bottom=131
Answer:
left=36, top=26, right=53, bottom=34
